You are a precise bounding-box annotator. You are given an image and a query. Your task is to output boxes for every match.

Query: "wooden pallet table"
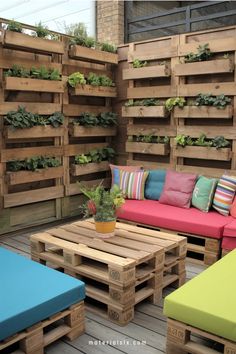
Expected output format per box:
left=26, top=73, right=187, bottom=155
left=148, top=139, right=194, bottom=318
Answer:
left=0, top=302, right=85, bottom=354
left=30, top=220, right=186, bottom=325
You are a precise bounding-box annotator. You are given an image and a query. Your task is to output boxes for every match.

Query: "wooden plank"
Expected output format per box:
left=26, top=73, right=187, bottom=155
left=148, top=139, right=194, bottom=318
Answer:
left=177, top=125, right=236, bottom=139
left=4, top=185, right=64, bottom=207
left=0, top=56, right=62, bottom=71
left=123, top=65, right=170, bottom=80
left=175, top=58, right=234, bottom=76
left=64, top=142, right=108, bottom=156
left=128, top=46, right=178, bottom=61
left=174, top=105, right=233, bottom=119
left=4, top=77, right=64, bottom=93
left=0, top=102, right=61, bottom=115
left=127, top=125, right=176, bottom=137
left=69, top=45, right=118, bottom=64
left=174, top=146, right=232, bottom=161
left=6, top=166, right=64, bottom=185
left=1, top=146, right=63, bottom=162
left=176, top=165, right=234, bottom=178
left=3, top=30, right=64, bottom=54
left=70, top=125, right=116, bottom=137
left=127, top=86, right=174, bottom=99
left=122, top=106, right=168, bottom=118
left=5, top=126, right=65, bottom=139
left=65, top=177, right=111, bottom=196
left=63, top=104, right=110, bottom=116
left=71, top=161, right=110, bottom=176
left=178, top=82, right=236, bottom=96
left=126, top=142, right=170, bottom=156
left=127, top=159, right=172, bottom=170
left=179, top=37, right=236, bottom=56
left=70, top=85, right=117, bottom=97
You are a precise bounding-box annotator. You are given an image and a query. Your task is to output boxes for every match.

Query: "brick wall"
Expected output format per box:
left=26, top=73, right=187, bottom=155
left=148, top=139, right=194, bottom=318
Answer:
left=96, top=0, right=124, bottom=45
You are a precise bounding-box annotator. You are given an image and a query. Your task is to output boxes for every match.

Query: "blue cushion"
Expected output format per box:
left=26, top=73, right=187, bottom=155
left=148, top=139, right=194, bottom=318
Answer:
left=0, top=247, right=85, bottom=341
left=145, top=169, right=166, bottom=200
left=113, top=168, right=120, bottom=185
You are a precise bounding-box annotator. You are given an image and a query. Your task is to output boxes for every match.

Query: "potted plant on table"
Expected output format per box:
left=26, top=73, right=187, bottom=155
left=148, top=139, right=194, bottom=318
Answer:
left=80, top=183, right=125, bottom=237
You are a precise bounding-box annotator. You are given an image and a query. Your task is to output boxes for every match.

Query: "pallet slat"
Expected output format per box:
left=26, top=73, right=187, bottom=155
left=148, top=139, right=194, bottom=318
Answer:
left=126, top=142, right=170, bottom=155
left=174, top=146, right=232, bottom=161
left=69, top=84, right=117, bottom=97
left=175, top=58, right=234, bottom=76
left=174, top=105, right=233, bottom=119
left=4, top=77, right=64, bottom=93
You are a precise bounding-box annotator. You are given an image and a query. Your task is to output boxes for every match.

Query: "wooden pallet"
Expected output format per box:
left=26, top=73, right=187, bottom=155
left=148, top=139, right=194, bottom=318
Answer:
left=0, top=301, right=85, bottom=354
left=166, top=318, right=236, bottom=354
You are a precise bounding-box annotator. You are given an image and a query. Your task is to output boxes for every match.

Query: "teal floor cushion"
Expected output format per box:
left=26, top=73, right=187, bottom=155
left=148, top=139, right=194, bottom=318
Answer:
left=0, top=247, right=85, bottom=341
left=164, top=249, right=236, bottom=342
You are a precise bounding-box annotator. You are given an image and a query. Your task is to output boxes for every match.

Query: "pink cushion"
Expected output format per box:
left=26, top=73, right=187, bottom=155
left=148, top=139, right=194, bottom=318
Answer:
left=159, top=170, right=197, bottom=208
left=223, top=219, right=236, bottom=237
left=230, top=197, right=236, bottom=218
left=118, top=199, right=233, bottom=239
left=222, top=237, right=236, bottom=251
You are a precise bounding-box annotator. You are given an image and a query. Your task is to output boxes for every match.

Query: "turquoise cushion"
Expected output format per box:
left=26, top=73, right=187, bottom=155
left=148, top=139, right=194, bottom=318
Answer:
left=145, top=169, right=166, bottom=200
left=0, top=247, right=85, bottom=341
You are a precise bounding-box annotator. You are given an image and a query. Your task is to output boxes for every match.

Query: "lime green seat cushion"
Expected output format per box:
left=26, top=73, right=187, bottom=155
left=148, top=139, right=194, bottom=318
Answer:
left=164, top=250, right=236, bottom=342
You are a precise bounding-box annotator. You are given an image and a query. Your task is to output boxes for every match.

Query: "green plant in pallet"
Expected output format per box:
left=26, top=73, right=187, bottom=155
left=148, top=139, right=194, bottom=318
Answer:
left=68, top=72, right=86, bottom=87
left=195, top=94, right=231, bottom=109
left=194, top=134, right=212, bottom=147
left=70, top=35, right=96, bottom=48
left=100, top=42, right=117, bottom=53
left=165, top=97, right=186, bottom=112
left=33, top=22, right=50, bottom=38
left=98, top=112, right=117, bottom=127
left=211, top=136, right=230, bottom=149
left=5, top=65, right=61, bottom=81
left=74, top=147, right=115, bottom=165
left=175, top=135, right=194, bottom=147
left=132, top=59, right=147, bottom=68
left=175, top=134, right=230, bottom=149
left=76, top=113, right=99, bottom=126
left=87, top=72, right=114, bottom=87
left=124, top=98, right=160, bottom=107
left=184, top=43, right=212, bottom=63
left=7, top=156, right=60, bottom=172
left=6, top=20, right=23, bottom=33
left=47, top=112, right=64, bottom=127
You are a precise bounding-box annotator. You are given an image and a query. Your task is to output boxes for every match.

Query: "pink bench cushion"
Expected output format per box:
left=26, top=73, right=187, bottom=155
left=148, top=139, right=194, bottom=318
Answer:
left=222, top=237, right=236, bottom=250
left=118, top=200, right=233, bottom=239
left=223, top=219, right=236, bottom=237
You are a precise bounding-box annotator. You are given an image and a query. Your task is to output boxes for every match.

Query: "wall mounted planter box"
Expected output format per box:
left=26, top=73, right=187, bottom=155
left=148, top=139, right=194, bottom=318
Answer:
left=63, top=104, right=110, bottom=116
left=69, top=84, right=117, bottom=97
left=69, top=45, right=118, bottom=65
left=174, top=105, right=233, bottom=119
left=4, top=77, right=64, bottom=93
left=175, top=58, right=234, bottom=76
left=122, top=105, right=168, bottom=118
left=71, top=161, right=110, bottom=176
left=123, top=64, right=170, bottom=80
left=69, top=125, right=116, bottom=137
left=5, top=126, right=64, bottom=139
left=127, top=85, right=173, bottom=99
left=174, top=146, right=232, bottom=161
left=6, top=166, right=64, bottom=185
left=126, top=142, right=170, bottom=155
left=3, top=30, right=64, bottom=54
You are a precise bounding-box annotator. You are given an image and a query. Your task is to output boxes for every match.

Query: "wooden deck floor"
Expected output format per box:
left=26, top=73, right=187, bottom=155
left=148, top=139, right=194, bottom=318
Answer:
left=0, top=223, right=205, bottom=354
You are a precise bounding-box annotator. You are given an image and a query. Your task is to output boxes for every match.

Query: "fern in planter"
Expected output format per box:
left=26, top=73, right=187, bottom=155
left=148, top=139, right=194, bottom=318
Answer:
left=7, top=156, right=60, bottom=172
left=70, top=35, right=96, bottom=48
left=195, top=94, right=231, bottom=109
left=6, top=20, right=23, bottom=33
left=100, top=42, right=117, bottom=53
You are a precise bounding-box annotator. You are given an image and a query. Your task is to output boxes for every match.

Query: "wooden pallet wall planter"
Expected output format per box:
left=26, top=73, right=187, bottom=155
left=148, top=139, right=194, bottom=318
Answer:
left=4, top=77, right=64, bottom=93
left=174, top=145, right=232, bottom=161
left=174, top=105, right=233, bottom=119
left=71, top=161, right=110, bottom=176
left=69, top=125, right=116, bottom=137
left=6, top=166, right=64, bottom=185
left=123, top=64, right=171, bottom=80
left=175, top=58, right=234, bottom=76
left=69, top=84, right=117, bottom=97
left=126, top=142, right=170, bottom=155
left=4, top=125, right=65, bottom=139
left=3, top=30, right=64, bottom=54
left=69, top=44, right=118, bottom=64
left=122, top=105, right=168, bottom=118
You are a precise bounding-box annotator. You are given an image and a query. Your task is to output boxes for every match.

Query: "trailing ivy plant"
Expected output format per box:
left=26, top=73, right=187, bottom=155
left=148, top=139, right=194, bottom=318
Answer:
left=165, top=97, right=186, bottom=112
left=195, top=94, right=231, bottom=109
left=4, top=106, right=64, bottom=129
left=5, top=65, right=61, bottom=81
left=74, top=147, right=115, bottom=165
left=184, top=44, right=212, bottom=63
left=6, top=20, right=23, bottom=33
left=175, top=134, right=230, bottom=149
left=7, top=156, right=60, bottom=172
left=132, top=59, right=147, bottom=68
left=125, top=98, right=160, bottom=107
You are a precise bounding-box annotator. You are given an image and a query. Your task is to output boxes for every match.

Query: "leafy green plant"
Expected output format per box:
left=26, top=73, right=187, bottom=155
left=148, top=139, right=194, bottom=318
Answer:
left=100, top=42, right=117, bottom=53
left=33, top=22, right=50, bottom=38
left=165, top=97, right=186, bottom=112
left=47, top=112, right=64, bottom=127
left=124, top=98, right=160, bottom=107
left=87, top=73, right=114, bottom=87
left=211, top=136, right=230, bottom=149
left=70, top=35, right=96, bottom=48
left=98, top=112, right=117, bottom=127
left=135, top=135, right=170, bottom=144
left=5, top=65, right=30, bottom=78
left=194, top=134, right=212, bottom=147
left=74, top=154, right=92, bottom=164
left=195, top=94, right=231, bottom=109
left=7, top=156, right=60, bottom=172
left=175, top=134, right=230, bottom=149
left=5, top=65, right=61, bottom=81
left=74, top=147, right=115, bottom=165
left=79, top=183, right=125, bottom=222
left=184, top=44, right=212, bottom=63
left=68, top=72, right=86, bottom=87
left=175, top=135, right=194, bottom=147
left=76, top=113, right=99, bottom=126
left=6, top=20, right=23, bottom=33
left=132, top=59, right=147, bottom=68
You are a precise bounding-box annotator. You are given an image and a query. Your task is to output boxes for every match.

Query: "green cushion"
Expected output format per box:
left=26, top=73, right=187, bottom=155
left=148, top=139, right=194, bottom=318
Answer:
left=192, top=176, right=217, bottom=212
left=164, top=250, right=236, bottom=342
left=145, top=169, right=166, bottom=200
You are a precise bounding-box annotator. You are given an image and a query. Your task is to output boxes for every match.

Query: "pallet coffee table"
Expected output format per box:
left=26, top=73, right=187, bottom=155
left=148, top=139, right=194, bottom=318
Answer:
left=30, top=219, right=187, bottom=325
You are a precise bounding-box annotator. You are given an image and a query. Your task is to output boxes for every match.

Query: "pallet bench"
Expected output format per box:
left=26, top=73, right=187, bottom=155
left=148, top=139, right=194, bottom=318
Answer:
left=30, top=219, right=187, bottom=325
left=164, top=249, right=236, bottom=353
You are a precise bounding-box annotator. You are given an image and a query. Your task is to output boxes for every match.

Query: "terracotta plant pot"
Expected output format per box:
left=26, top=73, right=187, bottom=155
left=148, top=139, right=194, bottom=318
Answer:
left=94, top=219, right=116, bottom=238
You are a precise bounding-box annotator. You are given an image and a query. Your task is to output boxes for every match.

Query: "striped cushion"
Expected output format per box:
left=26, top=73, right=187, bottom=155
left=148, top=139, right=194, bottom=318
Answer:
left=213, top=175, right=236, bottom=216
left=119, top=170, right=149, bottom=200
